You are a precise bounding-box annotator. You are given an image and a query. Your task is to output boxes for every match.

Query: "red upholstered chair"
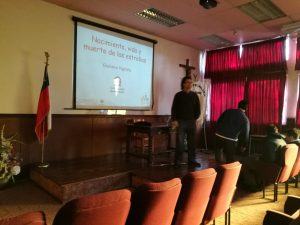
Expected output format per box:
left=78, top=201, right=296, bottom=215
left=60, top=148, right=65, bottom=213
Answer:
left=263, top=195, right=300, bottom=225
left=126, top=178, right=182, bottom=225
left=258, top=144, right=298, bottom=201
left=173, top=168, right=217, bottom=225
left=202, top=161, right=242, bottom=225
left=53, top=189, right=131, bottom=225
left=0, top=211, right=46, bottom=225
left=288, top=147, right=300, bottom=189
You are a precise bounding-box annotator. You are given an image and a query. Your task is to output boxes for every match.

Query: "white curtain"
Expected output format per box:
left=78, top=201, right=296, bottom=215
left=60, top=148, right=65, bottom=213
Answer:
left=192, top=51, right=211, bottom=128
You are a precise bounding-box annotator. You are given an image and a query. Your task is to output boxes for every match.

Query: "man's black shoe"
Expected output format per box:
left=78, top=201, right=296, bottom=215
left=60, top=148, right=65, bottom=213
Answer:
left=188, top=160, right=201, bottom=167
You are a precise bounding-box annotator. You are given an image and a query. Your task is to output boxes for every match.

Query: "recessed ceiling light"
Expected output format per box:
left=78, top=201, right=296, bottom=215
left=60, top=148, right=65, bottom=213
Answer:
left=199, top=35, right=232, bottom=47
left=136, top=8, right=185, bottom=27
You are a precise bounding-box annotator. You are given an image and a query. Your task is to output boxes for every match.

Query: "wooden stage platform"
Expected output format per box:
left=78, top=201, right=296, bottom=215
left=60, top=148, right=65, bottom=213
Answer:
left=30, top=152, right=216, bottom=202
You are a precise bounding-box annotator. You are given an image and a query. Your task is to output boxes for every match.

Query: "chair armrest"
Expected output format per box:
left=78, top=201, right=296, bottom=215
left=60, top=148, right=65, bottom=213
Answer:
left=285, top=195, right=300, bottom=215
left=0, top=211, right=46, bottom=225
left=263, top=210, right=294, bottom=225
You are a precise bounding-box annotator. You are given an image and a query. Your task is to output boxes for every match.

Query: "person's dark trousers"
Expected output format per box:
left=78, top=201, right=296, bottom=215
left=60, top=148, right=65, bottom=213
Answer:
left=175, top=120, right=196, bottom=164
left=215, top=135, right=238, bottom=164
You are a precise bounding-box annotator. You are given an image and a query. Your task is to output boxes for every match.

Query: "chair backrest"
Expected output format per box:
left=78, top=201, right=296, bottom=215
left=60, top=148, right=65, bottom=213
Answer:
left=126, top=178, right=182, bottom=225
left=277, top=144, right=298, bottom=183
left=0, top=211, right=46, bottom=225
left=202, top=161, right=242, bottom=224
left=53, top=189, right=131, bottom=225
left=290, top=147, right=300, bottom=177
left=173, top=168, right=217, bottom=225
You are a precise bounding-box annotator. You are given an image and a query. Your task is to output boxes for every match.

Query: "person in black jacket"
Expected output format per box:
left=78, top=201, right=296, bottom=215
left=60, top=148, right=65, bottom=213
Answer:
left=240, top=124, right=285, bottom=192
left=260, top=124, right=286, bottom=163
left=285, top=128, right=300, bottom=146
left=215, top=100, right=250, bottom=164
left=171, top=76, right=201, bottom=167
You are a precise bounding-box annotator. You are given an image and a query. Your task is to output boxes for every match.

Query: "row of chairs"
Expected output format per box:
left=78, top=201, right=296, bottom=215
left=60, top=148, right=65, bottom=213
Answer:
left=257, top=143, right=300, bottom=201
left=0, top=161, right=242, bottom=225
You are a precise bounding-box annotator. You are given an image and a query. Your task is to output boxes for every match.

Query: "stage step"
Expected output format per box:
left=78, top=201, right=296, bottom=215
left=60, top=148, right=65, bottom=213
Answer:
left=30, top=152, right=215, bottom=202
left=30, top=154, right=147, bottom=202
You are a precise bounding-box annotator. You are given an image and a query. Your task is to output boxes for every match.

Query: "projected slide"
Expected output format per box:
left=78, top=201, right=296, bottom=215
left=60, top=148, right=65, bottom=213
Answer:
left=74, top=20, right=154, bottom=110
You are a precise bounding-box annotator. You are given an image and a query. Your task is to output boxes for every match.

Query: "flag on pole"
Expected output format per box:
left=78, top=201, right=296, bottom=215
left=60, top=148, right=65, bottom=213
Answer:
left=35, top=64, right=51, bottom=143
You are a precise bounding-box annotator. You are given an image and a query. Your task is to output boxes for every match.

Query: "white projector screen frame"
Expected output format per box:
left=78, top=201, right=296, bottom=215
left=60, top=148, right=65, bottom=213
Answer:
left=72, top=17, right=156, bottom=110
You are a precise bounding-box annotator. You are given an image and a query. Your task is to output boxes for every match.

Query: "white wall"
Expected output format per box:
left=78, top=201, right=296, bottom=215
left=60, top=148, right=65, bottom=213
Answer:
left=0, top=0, right=199, bottom=115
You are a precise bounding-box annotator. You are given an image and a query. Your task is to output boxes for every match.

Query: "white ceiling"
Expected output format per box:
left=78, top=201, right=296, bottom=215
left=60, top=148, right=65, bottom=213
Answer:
left=42, top=0, right=300, bottom=50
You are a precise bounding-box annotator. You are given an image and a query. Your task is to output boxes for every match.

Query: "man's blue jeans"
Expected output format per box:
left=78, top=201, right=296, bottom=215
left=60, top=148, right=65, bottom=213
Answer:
left=175, top=120, right=196, bottom=164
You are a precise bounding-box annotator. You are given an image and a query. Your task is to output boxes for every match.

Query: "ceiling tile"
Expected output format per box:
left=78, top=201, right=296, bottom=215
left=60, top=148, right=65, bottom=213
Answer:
left=290, top=14, right=300, bottom=21
left=213, top=8, right=257, bottom=29
left=226, top=0, right=252, bottom=7
left=43, top=0, right=300, bottom=49
left=273, top=0, right=300, bottom=15
left=263, top=16, right=293, bottom=32
left=233, top=24, right=277, bottom=43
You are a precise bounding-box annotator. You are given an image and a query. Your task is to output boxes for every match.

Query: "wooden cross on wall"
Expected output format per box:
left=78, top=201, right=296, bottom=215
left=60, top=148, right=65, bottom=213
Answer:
left=179, top=59, right=195, bottom=78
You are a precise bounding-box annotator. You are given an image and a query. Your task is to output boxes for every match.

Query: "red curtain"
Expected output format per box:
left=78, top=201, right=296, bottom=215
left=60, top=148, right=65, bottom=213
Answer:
left=206, top=46, right=245, bottom=122
left=210, top=78, right=245, bottom=122
left=246, top=74, right=286, bottom=134
left=205, top=37, right=287, bottom=135
left=295, top=37, right=300, bottom=70
left=241, top=38, right=287, bottom=75
left=205, top=46, right=242, bottom=79
left=242, top=38, right=287, bottom=133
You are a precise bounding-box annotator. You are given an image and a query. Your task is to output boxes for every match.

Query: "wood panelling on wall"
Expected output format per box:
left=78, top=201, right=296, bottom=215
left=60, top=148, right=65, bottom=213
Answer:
left=0, top=114, right=170, bottom=165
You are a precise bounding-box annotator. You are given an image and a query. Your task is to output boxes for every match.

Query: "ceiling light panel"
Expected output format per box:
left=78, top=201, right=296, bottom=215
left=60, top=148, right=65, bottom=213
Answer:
left=238, top=0, right=286, bottom=22
left=136, top=8, right=185, bottom=27
left=199, top=35, right=233, bottom=47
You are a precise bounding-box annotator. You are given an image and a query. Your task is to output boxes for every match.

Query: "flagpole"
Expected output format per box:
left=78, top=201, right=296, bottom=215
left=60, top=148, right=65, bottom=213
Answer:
left=37, top=52, right=50, bottom=168
left=38, top=120, right=49, bottom=168
left=42, top=120, right=45, bottom=164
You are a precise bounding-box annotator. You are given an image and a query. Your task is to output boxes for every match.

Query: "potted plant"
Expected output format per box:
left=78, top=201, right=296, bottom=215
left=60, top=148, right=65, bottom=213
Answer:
left=0, top=125, right=21, bottom=189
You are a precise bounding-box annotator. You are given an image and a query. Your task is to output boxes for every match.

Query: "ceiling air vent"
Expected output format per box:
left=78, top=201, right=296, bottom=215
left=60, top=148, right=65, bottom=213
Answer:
left=136, top=8, right=185, bottom=27
left=199, top=35, right=232, bottom=47
left=281, top=21, right=300, bottom=34
left=238, top=0, right=286, bottom=22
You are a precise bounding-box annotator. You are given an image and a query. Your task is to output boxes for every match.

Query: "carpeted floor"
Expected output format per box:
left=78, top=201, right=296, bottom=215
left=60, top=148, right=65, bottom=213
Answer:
left=0, top=179, right=299, bottom=225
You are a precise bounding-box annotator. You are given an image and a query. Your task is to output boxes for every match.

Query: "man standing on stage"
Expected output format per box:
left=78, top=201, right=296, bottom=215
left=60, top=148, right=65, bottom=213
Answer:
left=171, top=76, right=201, bottom=167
